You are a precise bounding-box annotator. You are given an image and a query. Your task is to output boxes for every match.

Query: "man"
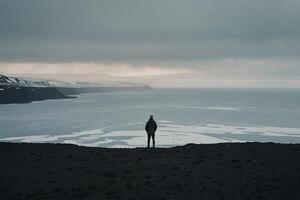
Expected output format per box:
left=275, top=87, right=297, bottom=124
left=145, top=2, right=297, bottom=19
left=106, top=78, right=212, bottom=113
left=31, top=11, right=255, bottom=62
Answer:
left=145, top=115, right=157, bottom=148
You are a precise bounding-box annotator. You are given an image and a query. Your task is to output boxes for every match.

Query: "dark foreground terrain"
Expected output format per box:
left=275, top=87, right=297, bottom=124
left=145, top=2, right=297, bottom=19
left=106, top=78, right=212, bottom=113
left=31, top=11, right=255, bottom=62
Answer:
left=0, top=142, right=299, bottom=200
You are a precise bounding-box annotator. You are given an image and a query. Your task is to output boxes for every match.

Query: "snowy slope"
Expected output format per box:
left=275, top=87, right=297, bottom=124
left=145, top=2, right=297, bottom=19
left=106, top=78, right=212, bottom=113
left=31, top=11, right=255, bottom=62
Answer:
left=0, top=74, right=59, bottom=87
left=0, top=74, right=150, bottom=88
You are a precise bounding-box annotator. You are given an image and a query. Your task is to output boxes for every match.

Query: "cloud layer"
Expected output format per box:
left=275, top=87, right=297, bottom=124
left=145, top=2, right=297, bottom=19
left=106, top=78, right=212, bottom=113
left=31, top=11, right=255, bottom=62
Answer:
left=0, top=0, right=299, bottom=61
left=0, top=0, right=299, bottom=87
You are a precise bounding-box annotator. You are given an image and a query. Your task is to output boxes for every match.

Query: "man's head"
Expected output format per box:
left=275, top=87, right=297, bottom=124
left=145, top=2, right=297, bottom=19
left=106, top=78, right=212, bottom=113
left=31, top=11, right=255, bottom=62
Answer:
left=150, top=115, right=153, bottom=120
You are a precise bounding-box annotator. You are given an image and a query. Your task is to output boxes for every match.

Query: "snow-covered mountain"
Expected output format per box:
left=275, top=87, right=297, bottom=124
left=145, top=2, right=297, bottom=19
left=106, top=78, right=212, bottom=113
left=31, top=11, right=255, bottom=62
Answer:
left=0, top=74, right=150, bottom=88
left=0, top=74, right=152, bottom=104
left=0, top=74, right=50, bottom=87
left=0, top=74, right=83, bottom=88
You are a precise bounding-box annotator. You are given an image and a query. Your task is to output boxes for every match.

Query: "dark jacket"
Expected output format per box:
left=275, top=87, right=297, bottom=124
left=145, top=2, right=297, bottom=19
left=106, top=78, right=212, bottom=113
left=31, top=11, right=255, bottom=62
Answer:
left=145, top=119, right=157, bottom=135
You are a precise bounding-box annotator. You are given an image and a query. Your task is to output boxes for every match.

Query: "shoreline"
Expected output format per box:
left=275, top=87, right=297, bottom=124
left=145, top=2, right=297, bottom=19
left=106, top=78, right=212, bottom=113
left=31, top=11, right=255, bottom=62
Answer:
left=1, top=142, right=299, bottom=199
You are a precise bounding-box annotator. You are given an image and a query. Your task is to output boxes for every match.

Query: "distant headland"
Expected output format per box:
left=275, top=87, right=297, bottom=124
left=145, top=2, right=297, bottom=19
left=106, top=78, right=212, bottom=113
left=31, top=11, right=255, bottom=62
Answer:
left=0, top=74, right=152, bottom=104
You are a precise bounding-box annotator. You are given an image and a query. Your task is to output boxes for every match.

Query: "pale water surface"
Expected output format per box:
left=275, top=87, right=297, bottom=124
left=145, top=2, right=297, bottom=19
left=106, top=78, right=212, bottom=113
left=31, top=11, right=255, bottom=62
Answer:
left=1, top=89, right=300, bottom=147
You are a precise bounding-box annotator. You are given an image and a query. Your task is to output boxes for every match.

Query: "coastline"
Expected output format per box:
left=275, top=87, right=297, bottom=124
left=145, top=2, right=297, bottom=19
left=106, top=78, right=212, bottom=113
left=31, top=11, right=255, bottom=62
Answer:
left=0, top=74, right=153, bottom=104
left=0, top=85, right=75, bottom=104
left=1, top=142, right=299, bottom=200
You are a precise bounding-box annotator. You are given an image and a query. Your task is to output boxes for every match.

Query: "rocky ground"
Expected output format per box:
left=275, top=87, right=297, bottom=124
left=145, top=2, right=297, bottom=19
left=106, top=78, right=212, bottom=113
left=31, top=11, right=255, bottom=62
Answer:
left=0, top=142, right=299, bottom=200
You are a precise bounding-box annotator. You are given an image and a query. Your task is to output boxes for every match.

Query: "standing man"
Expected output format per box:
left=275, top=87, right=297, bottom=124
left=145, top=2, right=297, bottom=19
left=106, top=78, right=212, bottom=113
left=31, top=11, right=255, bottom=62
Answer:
left=145, top=115, right=157, bottom=148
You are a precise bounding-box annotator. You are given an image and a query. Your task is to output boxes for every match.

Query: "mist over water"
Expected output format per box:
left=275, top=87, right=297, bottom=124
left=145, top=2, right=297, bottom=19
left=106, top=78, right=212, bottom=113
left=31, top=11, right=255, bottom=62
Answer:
left=1, top=88, right=300, bottom=147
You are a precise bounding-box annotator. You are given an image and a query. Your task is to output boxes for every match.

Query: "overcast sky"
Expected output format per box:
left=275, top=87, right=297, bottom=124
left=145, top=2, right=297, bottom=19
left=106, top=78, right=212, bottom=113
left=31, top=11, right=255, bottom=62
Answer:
left=0, top=0, right=299, bottom=87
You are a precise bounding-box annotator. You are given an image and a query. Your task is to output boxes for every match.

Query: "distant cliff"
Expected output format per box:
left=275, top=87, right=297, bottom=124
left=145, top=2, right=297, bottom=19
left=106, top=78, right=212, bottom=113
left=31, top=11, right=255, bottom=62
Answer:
left=0, top=74, right=152, bottom=104
left=0, top=85, right=73, bottom=104
left=0, top=74, right=74, bottom=104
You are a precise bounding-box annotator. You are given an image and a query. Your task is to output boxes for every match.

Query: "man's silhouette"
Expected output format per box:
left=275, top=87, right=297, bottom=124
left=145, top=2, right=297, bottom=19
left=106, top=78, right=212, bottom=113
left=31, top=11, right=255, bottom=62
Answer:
left=145, top=115, right=157, bottom=148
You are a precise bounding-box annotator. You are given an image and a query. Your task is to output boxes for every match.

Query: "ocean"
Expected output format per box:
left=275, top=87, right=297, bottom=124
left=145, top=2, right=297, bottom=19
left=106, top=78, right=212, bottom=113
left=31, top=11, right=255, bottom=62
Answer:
left=1, top=88, right=300, bottom=147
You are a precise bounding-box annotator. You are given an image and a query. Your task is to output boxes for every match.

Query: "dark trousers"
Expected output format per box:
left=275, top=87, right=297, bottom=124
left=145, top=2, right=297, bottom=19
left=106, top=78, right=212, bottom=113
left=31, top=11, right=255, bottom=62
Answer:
left=147, top=133, right=155, bottom=148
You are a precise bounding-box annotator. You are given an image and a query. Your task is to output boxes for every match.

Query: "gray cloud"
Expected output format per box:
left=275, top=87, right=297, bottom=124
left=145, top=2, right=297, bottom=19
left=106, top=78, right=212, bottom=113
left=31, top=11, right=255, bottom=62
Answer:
left=0, top=0, right=299, bottom=62
left=0, top=0, right=300, bottom=88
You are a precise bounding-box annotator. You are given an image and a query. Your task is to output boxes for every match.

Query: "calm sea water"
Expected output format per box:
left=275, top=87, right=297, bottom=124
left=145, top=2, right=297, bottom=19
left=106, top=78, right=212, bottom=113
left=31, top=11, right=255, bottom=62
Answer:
left=1, top=88, right=300, bottom=147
